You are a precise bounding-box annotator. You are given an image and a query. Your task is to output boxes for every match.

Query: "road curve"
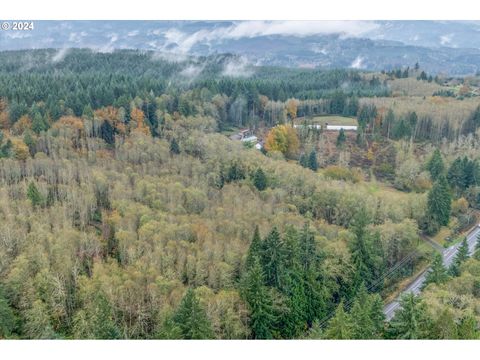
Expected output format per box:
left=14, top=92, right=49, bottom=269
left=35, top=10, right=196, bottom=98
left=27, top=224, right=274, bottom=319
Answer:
left=383, top=225, right=480, bottom=320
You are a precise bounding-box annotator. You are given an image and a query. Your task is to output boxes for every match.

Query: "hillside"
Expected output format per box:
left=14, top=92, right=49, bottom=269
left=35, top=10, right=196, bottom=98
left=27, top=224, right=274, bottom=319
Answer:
left=0, top=49, right=479, bottom=339
left=2, top=21, right=480, bottom=75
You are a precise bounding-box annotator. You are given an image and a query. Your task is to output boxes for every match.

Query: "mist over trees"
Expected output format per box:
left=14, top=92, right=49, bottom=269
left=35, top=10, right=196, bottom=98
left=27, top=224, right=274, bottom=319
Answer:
left=0, top=49, right=479, bottom=339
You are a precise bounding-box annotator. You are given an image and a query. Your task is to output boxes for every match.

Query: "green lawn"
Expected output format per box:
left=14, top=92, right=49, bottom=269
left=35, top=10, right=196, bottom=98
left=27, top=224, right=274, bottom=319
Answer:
left=295, top=115, right=358, bottom=126
left=220, top=125, right=242, bottom=136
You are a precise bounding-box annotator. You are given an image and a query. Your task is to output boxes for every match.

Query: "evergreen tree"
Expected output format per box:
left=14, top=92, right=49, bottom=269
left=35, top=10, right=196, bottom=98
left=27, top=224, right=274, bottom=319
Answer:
left=419, top=71, right=428, bottom=81
left=308, top=150, right=318, bottom=171
left=156, top=313, right=183, bottom=339
left=447, top=157, right=466, bottom=191
left=282, top=226, right=301, bottom=270
left=302, top=267, right=327, bottom=326
left=447, top=156, right=478, bottom=194
left=23, top=130, right=36, bottom=156
left=427, top=149, right=445, bottom=181
left=261, top=227, right=287, bottom=288
left=336, top=128, right=346, bottom=148
left=370, top=293, right=386, bottom=338
left=463, top=157, right=476, bottom=188
left=323, top=301, right=353, bottom=339
left=387, top=293, right=430, bottom=339
left=31, top=112, right=49, bottom=134
left=172, top=288, right=214, bottom=339
left=0, top=139, right=13, bottom=158
left=423, top=252, right=449, bottom=287
left=299, top=153, right=308, bottom=168
left=350, top=211, right=384, bottom=292
left=252, top=168, right=267, bottom=191
left=296, top=225, right=327, bottom=324
left=169, top=137, right=180, bottom=154
left=245, top=226, right=262, bottom=271
left=226, top=161, right=246, bottom=182
left=427, top=175, right=452, bottom=227
left=27, top=181, right=44, bottom=208
left=298, top=224, right=317, bottom=271
left=281, top=271, right=308, bottom=338
left=473, top=233, right=480, bottom=261
left=383, top=109, right=395, bottom=139
left=350, top=284, right=375, bottom=339
left=449, top=237, right=470, bottom=277
left=82, top=104, right=94, bottom=119
left=0, top=286, right=16, bottom=338
left=241, top=257, right=276, bottom=339
left=344, top=96, right=359, bottom=117
left=100, top=120, right=115, bottom=145
left=73, top=292, right=120, bottom=339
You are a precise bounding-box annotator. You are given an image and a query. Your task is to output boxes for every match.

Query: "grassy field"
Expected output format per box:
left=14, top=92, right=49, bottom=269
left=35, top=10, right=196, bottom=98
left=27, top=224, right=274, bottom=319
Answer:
left=296, top=115, right=358, bottom=126
left=387, top=78, right=444, bottom=97
left=359, top=96, right=479, bottom=127
left=220, top=125, right=242, bottom=136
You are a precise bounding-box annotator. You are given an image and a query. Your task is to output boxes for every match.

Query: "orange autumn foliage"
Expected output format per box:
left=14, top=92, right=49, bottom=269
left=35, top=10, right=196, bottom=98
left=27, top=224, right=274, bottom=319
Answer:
left=0, top=98, right=9, bottom=129
left=285, top=98, right=299, bottom=120
left=130, top=107, right=151, bottom=136
left=12, top=115, right=32, bottom=135
left=94, top=106, right=127, bottom=135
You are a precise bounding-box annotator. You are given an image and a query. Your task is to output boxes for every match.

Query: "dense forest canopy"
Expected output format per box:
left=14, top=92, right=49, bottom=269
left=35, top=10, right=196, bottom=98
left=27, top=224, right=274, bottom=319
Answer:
left=0, top=48, right=480, bottom=339
left=0, top=49, right=387, bottom=122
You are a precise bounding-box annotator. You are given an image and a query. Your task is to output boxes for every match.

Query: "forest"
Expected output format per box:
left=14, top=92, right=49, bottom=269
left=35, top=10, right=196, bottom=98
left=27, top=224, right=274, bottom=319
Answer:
left=0, top=48, right=480, bottom=339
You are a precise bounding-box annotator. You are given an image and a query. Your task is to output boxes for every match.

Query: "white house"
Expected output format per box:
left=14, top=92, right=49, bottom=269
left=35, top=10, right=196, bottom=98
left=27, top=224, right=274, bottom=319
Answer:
left=241, top=135, right=258, bottom=143
left=326, top=125, right=357, bottom=131
left=293, top=124, right=322, bottom=129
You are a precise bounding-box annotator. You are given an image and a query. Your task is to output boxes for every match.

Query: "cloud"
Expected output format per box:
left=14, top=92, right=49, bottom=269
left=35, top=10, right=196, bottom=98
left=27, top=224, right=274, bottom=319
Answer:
left=43, top=37, right=55, bottom=44
left=4, top=32, right=32, bottom=39
left=224, top=20, right=378, bottom=38
left=95, top=33, right=119, bottom=53
left=52, top=48, right=70, bottom=63
left=221, top=57, right=254, bottom=78
left=155, top=20, right=379, bottom=54
left=440, top=33, right=454, bottom=46
left=150, top=51, right=190, bottom=63
left=127, top=30, right=139, bottom=37
left=68, top=31, right=87, bottom=43
left=350, top=56, right=364, bottom=69
left=180, top=63, right=205, bottom=79
left=311, top=45, right=329, bottom=55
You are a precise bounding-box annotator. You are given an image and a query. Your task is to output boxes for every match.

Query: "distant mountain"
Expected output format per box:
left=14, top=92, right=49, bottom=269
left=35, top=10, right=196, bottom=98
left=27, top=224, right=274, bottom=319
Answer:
left=367, top=21, right=480, bottom=49
left=1, top=20, right=479, bottom=75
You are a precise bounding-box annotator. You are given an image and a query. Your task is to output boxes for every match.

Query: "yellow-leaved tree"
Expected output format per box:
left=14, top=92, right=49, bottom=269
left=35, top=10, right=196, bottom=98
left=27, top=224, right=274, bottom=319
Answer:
left=264, top=125, right=299, bottom=159
left=285, top=98, right=299, bottom=121
left=130, top=107, right=151, bottom=136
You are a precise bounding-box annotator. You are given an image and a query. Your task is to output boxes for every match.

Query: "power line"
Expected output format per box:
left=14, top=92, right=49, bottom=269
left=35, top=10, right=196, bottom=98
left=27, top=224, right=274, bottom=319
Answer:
left=315, top=249, right=419, bottom=330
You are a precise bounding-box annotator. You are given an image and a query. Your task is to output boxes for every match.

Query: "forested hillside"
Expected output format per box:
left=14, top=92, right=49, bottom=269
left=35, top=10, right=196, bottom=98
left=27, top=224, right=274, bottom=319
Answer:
left=0, top=49, right=479, bottom=339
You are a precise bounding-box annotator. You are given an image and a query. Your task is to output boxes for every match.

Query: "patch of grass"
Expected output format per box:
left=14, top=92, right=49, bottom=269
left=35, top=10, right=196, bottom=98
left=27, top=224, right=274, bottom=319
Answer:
left=388, top=77, right=443, bottom=97
left=366, top=182, right=380, bottom=194
left=220, top=126, right=242, bottom=136
left=296, top=115, right=358, bottom=126
left=431, top=226, right=452, bottom=246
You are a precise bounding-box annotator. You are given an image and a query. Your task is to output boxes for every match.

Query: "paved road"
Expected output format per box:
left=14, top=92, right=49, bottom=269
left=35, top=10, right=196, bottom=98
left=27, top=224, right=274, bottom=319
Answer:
left=383, top=226, right=480, bottom=320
